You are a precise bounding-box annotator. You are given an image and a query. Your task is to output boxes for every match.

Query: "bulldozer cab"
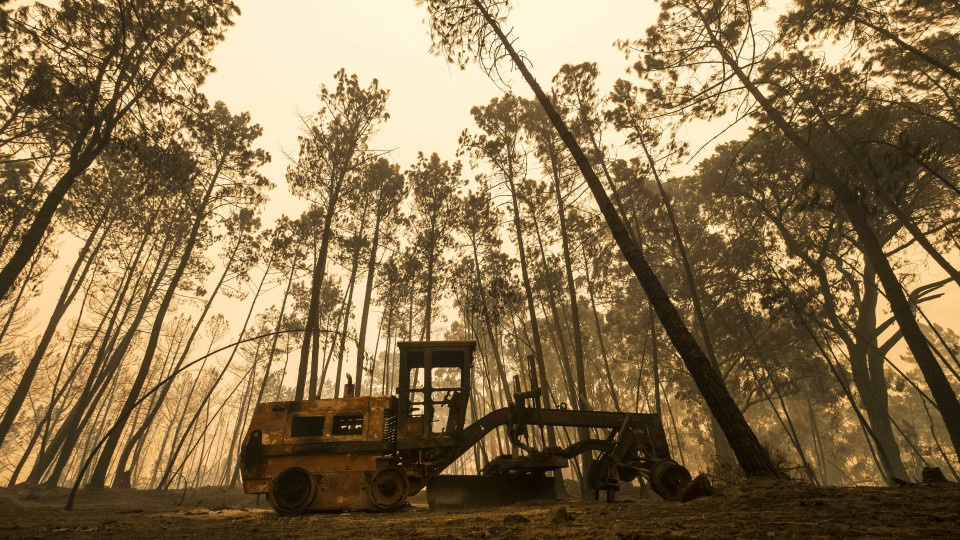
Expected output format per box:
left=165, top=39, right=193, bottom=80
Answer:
left=396, top=341, right=474, bottom=439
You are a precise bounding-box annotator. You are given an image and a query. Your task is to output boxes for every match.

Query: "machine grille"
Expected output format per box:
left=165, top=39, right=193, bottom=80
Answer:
left=383, top=410, right=397, bottom=444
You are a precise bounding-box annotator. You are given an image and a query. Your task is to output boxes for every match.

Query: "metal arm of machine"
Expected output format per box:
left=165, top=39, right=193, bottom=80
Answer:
left=432, top=404, right=671, bottom=472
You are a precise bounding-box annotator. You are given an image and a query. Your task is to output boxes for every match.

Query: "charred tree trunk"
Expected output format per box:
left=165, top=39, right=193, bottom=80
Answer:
left=33, top=224, right=174, bottom=486
left=474, top=0, right=784, bottom=476
left=156, top=243, right=272, bottom=489
left=333, top=243, right=363, bottom=399
left=355, top=213, right=383, bottom=396
left=580, top=244, right=620, bottom=412
left=87, top=163, right=222, bottom=489
left=423, top=241, right=436, bottom=341
left=694, top=6, right=960, bottom=461
left=849, top=265, right=909, bottom=481
left=0, top=147, right=108, bottom=300
left=298, top=192, right=341, bottom=400
left=110, top=218, right=256, bottom=487
left=0, top=210, right=112, bottom=447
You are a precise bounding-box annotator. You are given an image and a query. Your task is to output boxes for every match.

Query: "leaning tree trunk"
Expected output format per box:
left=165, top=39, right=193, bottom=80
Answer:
left=640, top=137, right=720, bottom=368
left=473, top=0, right=782, bottom=477
left=355, top=212, right=383, bottom=395
left=0, top=143, right=108, bottom=300
left=696, top=11, right=960, bottom=460
left=0, top=210, right=111, bottom=448
left=33, top=228, right=170, bottom=485
left=8, top=282, right=94, bottom=486
left=0, top=149, right=61, bottom=259
left=86, top=161, right=222, bottom=489
left=156, top=256, right=268, bottom=489
left=32, top=217, right=173, bottom=485
left=110, top=220, right=254, bottom=486
left=641, top=135, right=739, bottom=464
left=0, top=232, right=48, bottom=344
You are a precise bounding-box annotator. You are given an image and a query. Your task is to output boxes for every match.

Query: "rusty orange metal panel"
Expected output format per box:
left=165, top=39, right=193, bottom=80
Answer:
left=239, top=396, right=403, bottom=511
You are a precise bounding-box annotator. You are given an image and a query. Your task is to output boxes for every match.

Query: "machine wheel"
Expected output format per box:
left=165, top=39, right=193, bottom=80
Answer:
left=269, top=467, right=316, bottom=515
left=649, top=460, right=692, bottom=501
left=367, top=467, right=409, bottom=511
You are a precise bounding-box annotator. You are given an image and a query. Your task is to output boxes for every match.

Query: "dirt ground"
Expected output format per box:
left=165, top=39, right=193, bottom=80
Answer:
left=0, top=479, right=957, bottom=539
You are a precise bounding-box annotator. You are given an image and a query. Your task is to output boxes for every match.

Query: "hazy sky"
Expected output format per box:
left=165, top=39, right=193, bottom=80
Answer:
left=200, top=1, right=660, bottom=223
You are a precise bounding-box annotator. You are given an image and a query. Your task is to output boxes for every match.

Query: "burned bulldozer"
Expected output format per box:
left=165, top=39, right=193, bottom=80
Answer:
left=239, top=340, right=691, bottom=514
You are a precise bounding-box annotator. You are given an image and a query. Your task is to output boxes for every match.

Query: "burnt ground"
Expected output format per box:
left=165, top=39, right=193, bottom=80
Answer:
left=0, top=479, right=957, bottom=539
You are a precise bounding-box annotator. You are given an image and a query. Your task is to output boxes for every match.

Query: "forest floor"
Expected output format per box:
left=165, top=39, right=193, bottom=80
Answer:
left=0, top=478, right=957, bottom=539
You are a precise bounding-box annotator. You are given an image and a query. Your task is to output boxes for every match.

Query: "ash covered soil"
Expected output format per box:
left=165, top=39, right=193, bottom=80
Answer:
left=0, top=480, right=958, bottom=539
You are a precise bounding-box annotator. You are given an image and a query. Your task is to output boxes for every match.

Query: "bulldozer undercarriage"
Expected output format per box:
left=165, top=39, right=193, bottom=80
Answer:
left=240, top=341, right=691, bottom=514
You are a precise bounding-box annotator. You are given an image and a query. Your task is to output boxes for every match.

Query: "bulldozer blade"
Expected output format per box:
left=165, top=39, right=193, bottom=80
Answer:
left=426, top=474, right=557, bottom=510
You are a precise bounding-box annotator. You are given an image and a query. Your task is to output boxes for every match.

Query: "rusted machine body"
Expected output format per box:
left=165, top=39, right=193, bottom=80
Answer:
left=240, top=396, right=404, bottom=512
left=240, top=341, right=690, bottom=514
